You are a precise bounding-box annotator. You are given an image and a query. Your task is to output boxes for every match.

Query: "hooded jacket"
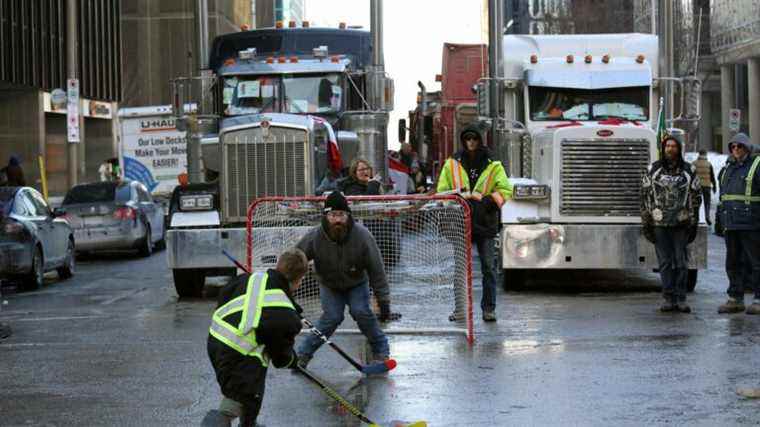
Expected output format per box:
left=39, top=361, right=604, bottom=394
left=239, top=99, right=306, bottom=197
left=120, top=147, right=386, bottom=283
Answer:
left=337, top=175, right=382, bottom=196
left=2, top=156, right=25, bottom=186
left=296, top=214, right=390, bottom=303
left=436, top=124, right=513, bottom=240
left=719, top=133, right=760, bottom=231
left=207, top=269, right=302, bottom=403
left=641, top=136, right=702, bottom=228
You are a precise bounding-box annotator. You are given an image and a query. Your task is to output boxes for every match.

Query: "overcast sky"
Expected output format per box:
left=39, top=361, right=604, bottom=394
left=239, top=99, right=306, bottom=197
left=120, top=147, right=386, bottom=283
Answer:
left=305, top=0, right=485, bottom=149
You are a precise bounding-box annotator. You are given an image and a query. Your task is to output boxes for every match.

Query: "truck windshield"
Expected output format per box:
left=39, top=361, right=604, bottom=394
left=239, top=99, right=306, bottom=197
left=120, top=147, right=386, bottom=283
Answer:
left=226, top=76, right=280, bottom=115
left=529, top=86, right=649, bottom=122
left=224, top=73, right=342, bottom=116
left=282, top=74, right=342, bottom=114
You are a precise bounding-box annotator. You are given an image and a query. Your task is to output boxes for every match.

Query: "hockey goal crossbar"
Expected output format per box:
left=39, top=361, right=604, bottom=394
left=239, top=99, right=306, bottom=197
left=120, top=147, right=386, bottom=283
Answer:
left=246, top=195, right=474, bottom=344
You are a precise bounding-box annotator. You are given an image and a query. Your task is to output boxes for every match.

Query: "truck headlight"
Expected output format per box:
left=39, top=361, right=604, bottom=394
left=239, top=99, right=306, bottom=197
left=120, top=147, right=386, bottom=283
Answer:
left=180, top=194, right=214, bottom=211
left=513, top=185, right=550, bottom=200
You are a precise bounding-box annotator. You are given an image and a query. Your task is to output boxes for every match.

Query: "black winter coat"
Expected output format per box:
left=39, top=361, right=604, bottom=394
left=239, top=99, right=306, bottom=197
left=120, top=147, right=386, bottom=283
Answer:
left=207, top=270, right=302, bottom=403
left=337, top=176, right=381, bottom=195
left=720, top=154, right=760, bottom=231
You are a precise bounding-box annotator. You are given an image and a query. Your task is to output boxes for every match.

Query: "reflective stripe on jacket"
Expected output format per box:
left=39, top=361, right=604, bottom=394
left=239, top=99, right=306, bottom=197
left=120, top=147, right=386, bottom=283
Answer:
left=209, top=272, right=296, bottom=366
left=436, top=158, right=513, bottom=206
left=719, top=155, right=760, bottom=230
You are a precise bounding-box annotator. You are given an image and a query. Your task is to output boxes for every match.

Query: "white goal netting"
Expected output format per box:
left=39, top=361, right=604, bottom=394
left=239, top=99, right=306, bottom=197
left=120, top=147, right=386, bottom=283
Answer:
left=246, top=195, right=474, bottom=343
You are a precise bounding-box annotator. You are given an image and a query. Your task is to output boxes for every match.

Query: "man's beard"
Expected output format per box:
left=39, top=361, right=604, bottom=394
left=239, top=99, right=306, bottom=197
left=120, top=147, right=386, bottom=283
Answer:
left=327, top=222, right=348, bottom=241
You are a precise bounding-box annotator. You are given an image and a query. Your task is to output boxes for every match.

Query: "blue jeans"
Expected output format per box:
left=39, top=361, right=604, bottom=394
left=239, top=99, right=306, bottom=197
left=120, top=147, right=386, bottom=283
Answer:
left=476, top=237, right=497, bottom=312
left=297, top=281, right=389, bottom=358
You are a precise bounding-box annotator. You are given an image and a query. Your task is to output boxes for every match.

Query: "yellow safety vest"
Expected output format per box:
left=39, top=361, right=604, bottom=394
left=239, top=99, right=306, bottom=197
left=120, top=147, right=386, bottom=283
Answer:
left=436, top=158, right=513, bottom=207
left=208, top=272, right=296, bottom=366
left=720, top=156, right=760, bottom=205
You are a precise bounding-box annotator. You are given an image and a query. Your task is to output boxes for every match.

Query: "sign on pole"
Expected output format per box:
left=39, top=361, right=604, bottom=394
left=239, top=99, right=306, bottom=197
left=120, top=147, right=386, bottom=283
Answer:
left=67, top=78, right=80, bottom=143
left=729, top=108, right=741, bottom=133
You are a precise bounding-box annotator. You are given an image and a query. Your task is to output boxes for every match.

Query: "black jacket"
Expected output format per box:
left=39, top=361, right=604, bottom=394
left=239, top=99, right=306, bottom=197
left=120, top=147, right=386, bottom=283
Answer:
left=337, top=176, right=381, bottom=195
left=207, top=269, right=302, bottom=403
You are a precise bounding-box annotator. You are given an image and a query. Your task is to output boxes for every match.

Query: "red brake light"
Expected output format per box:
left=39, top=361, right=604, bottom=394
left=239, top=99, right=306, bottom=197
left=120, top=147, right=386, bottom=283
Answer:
left=113, top=207, right=136, bottom=220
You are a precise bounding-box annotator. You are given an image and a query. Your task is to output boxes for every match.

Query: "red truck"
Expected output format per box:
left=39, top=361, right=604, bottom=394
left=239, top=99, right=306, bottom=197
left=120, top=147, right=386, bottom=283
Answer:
left=401, top=43, right=487, bottom=179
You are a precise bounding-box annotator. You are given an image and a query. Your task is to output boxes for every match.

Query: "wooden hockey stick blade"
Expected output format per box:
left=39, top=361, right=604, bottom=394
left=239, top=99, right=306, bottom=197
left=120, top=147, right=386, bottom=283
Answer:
left=361, top=358, right=397, bottom=375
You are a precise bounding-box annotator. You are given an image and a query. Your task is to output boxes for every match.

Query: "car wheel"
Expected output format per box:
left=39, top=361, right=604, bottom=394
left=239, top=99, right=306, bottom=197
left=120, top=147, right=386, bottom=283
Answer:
left=687, top=269, right=698, bottom=293
left=57, top=239, right=75, bottom=280
left=138, top=225, right=153, bottom=257
left=154, top=227, right=166, bottom=251
left=22, top=246, right=44, bottom=291
left=173, top=268, right=205, bottom=298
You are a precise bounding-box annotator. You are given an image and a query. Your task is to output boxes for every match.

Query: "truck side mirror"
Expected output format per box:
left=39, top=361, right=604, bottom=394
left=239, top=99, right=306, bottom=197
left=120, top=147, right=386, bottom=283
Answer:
left=398, top=119, right=407, bottom=143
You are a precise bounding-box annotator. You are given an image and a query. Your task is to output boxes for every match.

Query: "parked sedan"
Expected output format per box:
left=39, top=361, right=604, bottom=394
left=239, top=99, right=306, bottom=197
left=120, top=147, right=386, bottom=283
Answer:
left=62, top=180, right=165, bottom=257
left=0, top=186, right=75, bottom=290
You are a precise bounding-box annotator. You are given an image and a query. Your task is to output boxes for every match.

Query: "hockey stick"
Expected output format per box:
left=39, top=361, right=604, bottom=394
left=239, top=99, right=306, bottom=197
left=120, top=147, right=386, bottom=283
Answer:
left=296, top=366, right=427, bottom=427
left=301, top=317, right=397, bottom=375
left=220, top=249, right=396, bottom=375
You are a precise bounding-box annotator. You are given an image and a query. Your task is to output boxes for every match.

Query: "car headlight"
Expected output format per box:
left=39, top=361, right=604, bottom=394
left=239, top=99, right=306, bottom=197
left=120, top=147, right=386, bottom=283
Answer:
left=180, top=194, right=214, bottom=211
left=513, top=185, right=550, bottom=200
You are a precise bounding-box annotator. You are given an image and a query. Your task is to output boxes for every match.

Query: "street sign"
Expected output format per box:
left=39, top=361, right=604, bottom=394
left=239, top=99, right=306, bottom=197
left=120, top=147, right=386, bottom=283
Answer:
left=67, top=78, right=80, bottom=143
left=729, top=108, right=741, bottom=132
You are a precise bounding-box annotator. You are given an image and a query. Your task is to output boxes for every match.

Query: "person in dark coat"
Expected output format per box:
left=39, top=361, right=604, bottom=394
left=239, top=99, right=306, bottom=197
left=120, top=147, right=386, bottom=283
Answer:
left=717, top=133, right=760, bottom=315
left=1, top=155, right=26, bottom=186
left=203, top=248, right=308, bottom=427
left=641, top=134, right=702, bottom=313
left=337, top=158, right=382, bottom=195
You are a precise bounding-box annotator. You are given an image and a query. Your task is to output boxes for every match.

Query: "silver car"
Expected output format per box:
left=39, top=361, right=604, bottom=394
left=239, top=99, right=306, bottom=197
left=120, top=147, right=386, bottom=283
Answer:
left=62, top=180, right=165, bottom=256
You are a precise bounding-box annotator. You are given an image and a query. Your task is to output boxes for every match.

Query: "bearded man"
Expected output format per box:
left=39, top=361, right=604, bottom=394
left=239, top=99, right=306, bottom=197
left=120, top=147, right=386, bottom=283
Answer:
left=294, top=191, right=393, bottom=368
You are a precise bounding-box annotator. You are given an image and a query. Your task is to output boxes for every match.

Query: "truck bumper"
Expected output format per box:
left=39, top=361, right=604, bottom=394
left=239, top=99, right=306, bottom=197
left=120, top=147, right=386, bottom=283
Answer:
left=166, top=228, right=247, bottom=270
left=500, top=223, right=708, bottom=269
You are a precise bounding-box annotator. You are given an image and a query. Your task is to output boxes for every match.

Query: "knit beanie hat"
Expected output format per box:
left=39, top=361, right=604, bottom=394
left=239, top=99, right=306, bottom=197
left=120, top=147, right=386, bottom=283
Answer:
left=324, top=191, right=350, bottom=214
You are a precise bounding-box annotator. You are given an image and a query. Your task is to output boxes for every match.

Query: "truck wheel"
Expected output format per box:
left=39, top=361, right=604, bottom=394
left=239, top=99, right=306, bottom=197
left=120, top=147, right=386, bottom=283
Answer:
left=502, top=269, right=526, bottom=291
left=687, top=269, right=698, bottom=293
left=173, top=269, right=205, bottom=298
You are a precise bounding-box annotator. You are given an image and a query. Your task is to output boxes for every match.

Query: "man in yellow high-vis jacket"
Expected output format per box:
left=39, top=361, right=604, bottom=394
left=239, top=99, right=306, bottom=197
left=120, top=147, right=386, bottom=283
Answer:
left=437, top=124, right=513, bottom=322
left=203, top=248, right=308, bottom=427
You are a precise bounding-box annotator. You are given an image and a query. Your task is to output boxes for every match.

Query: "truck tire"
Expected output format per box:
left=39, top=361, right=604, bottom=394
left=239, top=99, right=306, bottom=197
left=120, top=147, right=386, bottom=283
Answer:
left=173, top=268, right=205, bottom=298
left=687, top=269, right=698, bottom=292
left=502, top=269, right=526, bottom=291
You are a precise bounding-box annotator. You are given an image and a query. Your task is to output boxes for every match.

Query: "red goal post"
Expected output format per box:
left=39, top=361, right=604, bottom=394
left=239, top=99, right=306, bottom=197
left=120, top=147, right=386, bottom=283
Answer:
left=246, top=194, right=474, bottom=344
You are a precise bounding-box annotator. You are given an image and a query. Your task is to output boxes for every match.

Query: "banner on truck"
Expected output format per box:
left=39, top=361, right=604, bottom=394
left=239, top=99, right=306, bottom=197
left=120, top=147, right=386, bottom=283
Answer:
left=121, top=115, right=187, bottom=194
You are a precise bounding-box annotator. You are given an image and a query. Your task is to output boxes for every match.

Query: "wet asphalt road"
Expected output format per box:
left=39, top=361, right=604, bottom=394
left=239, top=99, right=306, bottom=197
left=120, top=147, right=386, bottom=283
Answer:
left=1, top=232, right=759, bottom=427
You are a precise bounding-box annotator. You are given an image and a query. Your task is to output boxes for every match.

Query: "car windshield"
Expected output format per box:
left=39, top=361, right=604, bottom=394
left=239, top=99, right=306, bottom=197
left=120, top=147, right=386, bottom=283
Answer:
left=529, top=86, right=649, bottom=121
left=63, top=182, right=131, bottom=205
left=224, top=73, right=342, bottom=116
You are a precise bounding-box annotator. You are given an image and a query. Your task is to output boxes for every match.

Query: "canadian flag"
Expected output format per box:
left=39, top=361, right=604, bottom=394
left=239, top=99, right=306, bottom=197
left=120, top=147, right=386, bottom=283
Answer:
left=309, top=116, right=343, bottom=173
left=388, top=155, right=411, bottom=194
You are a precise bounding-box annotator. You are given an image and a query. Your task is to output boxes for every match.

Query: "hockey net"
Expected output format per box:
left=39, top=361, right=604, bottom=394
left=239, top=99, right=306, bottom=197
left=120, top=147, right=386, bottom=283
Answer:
left=246, top=195, right=474, bottom=343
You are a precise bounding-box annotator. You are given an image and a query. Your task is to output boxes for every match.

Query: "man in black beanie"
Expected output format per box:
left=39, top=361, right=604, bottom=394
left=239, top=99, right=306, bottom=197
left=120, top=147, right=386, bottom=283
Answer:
left=295, top=191, right=393, bottom=367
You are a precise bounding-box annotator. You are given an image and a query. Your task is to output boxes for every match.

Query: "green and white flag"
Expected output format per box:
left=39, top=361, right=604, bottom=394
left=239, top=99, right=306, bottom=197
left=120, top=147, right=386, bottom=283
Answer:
left=656, top=97, right=666, bottom=158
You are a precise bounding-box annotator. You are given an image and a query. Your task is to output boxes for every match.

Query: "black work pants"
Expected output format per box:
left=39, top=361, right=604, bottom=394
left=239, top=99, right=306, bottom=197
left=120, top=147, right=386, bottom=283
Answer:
left=702, top=187, right=712, bottom=223
left=654, top=227, right=690, bottom=302
left=725, top=230, right=760, bottom=301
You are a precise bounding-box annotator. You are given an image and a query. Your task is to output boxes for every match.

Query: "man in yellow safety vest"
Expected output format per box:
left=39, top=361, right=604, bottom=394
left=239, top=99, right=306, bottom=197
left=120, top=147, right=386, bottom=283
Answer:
left=202, top=248, right=308, bottom=427
left=436, top=124, right=513, bottom=322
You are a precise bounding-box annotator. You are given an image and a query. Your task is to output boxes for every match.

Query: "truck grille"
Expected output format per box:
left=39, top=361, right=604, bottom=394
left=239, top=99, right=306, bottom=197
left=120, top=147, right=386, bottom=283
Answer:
left=560, top=138, right=650, bottom=217
left=223, top=127, right=310, bottom=221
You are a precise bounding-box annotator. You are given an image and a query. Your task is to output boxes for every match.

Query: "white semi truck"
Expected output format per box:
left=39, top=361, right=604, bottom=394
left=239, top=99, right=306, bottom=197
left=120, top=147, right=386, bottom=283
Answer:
left=492, top=33, right=706, bottom=289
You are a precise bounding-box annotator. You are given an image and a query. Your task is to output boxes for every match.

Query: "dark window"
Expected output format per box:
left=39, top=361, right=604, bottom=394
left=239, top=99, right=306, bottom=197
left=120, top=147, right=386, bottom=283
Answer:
left=529, top=86, right=650, bottom=122
left=63, top=182, right=131, bottom=204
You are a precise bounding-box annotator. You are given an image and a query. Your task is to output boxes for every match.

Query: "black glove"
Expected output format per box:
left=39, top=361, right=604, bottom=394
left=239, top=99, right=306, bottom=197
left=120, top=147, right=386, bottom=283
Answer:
left=643, top=226, right=656, bottom=244
left=378, top=302, right=402, bottom=322
left=687, top=225, right=698, bottom=244
left=482, top=195, right=499, bottom=213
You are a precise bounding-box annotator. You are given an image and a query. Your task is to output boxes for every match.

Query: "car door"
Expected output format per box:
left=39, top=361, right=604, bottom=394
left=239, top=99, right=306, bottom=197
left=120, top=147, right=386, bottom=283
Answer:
left=19, top=190, right=55, bottom=267
left=30, top=189, right=68, bottom=262
left=136, top=183, right=158, bottom=241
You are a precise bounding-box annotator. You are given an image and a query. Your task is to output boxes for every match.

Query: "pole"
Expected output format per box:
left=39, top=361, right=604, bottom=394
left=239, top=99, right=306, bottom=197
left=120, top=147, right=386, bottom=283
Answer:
left=657, top=0, right=674, bottom=123
left=188, top=0, right=209, bottom=184
left=66, top=0, right=78, bottom=187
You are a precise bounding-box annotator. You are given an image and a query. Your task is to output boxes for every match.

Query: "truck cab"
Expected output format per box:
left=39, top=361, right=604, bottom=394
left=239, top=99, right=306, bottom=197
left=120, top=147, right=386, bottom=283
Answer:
left=496, top=33, right=707, bottom=289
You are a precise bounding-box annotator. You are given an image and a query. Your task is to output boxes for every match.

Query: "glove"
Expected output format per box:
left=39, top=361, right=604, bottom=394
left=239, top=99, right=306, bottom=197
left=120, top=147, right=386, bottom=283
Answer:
left=378, top=302, right=402, bottom=322
left=687, top=225, right=698, bottom=244
left=643, top=226, right=656, bottom=244
left=482, top=195, right=499, bottom=213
